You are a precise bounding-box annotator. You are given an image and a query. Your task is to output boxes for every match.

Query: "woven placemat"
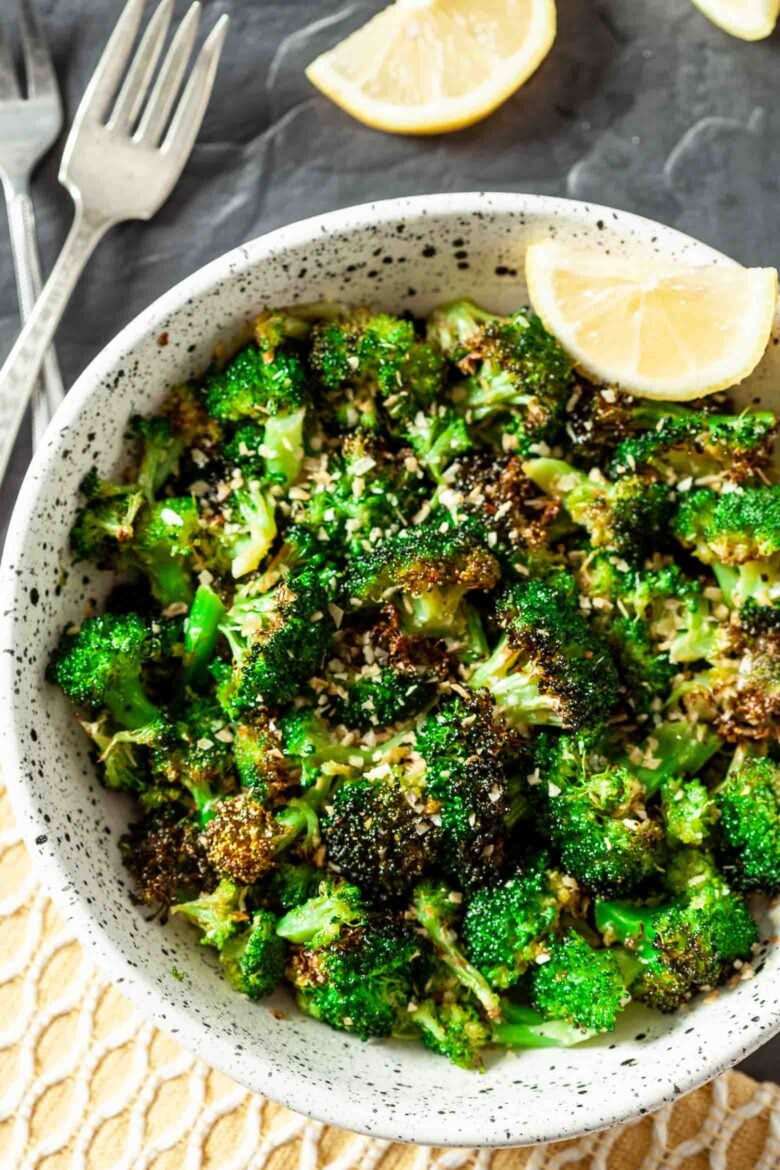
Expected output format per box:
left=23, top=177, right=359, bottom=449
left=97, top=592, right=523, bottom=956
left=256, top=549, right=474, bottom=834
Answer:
left=1, top=781, right=779, bottom=1170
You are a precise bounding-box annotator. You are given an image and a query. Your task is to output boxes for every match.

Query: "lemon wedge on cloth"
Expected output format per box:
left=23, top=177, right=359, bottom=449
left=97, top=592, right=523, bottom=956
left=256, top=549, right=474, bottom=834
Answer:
left=525, top=241, right=778, bottom=401
left=306, top=0, right=556, bottom=135
left=691, top=0, right=779, bottom=40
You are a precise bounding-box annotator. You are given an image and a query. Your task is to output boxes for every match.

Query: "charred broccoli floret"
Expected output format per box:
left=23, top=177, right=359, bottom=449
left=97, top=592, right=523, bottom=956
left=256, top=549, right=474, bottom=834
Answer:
left=595, top=860, right=757, bottom=1011
left=410, top=997, right=491, bottom=1069
left=201, top=791, right=319, bottom=884
left=524, top=458, right=672, bottom=560
left=217, top=570, right=333, bottom=715
left=468, top=574, right=619, bottom=731
left=346, top=514, right=500, bottom=638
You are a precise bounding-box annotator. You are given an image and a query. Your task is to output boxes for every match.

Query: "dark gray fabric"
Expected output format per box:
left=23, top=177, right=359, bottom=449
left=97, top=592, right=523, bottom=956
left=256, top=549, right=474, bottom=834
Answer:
left=0, top=0, right=777, bottom=1081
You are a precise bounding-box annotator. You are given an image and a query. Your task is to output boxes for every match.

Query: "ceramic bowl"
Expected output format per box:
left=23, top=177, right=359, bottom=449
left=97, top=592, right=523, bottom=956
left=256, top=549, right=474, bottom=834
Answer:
left=2, top=193, right=779, bottom=1149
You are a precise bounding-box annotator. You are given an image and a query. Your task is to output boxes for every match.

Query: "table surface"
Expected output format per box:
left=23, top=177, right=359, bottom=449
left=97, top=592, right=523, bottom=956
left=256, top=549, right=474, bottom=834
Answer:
left=0, top=0, right=777, bottom=1083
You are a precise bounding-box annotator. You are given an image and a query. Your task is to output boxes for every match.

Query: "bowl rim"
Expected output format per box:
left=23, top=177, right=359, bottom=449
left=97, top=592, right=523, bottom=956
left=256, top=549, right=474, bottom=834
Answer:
left=2, top=190, right=778, bottom=1149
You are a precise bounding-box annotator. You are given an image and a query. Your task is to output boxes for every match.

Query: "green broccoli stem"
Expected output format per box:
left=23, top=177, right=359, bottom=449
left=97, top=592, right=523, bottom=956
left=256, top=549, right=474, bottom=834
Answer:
left=492, top=1004, right=596, bottom=1048
left=106, top=679, right=161, bottom=731
left=713, top=559, right=778, bottom=609
left=593, top=901, right=656, bottom=963
left=263, top=407, right=306, bottom=486
left=414, top=887, right=502, bottom=1020
left=523, top=458, right=590, bottom=509
left=404, top=586, right=468, bottom=637
left=184, top=585, right=226, bottom=684
left=276, top=885, right=362, bottom=945
left=630, top=721, right=721, bottom=795
left=469, top=637, right=561, bottom=725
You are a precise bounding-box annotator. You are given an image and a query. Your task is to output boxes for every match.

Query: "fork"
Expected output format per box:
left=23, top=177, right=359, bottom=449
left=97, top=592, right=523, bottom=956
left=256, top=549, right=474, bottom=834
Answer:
left=0, top=0, right=229, bottom=485
left=0, top=0, right=64, bottom=450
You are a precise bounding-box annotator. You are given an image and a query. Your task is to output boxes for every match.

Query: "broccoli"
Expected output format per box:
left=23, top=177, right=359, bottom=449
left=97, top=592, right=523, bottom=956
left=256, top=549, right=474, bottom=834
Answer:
left=203, top=339, right=308, bottom=422
left=69, top=472, right=145, bottom=563
left=413, top=880, right=502, bottom=1020
left=120, top=808, right=214, bottom=917
left=524, top=458, right=672, bottom=560
left=287, top=913, right=416, bottom=1039
left=411, top=998, right=490, bottom=1069
left=173, top=877, right=248, bottom=947
left=217, top=569, right=333, bottom=716
left=439, top=304, right=573, bottom=451
left=144, top=696, right=235, bottom=823
left=468, top=574, right=619, bottom=731
left=491, top=1002, right=598, bottom=1049
left=673, top=638, right=780, bottom=743
left=325, top=664, right=435, bottom=730
left=220, top=909, right=286, bottom=999
left=462, top=853, right=580, bottom=988
left=183, top=584, right=226, bottom=684
left=201, top=791, right=320, bottom=885
left=595, top=861, right=757, bottom=1011
left=346, top=514, right=500, bottom=639
left=131, top=498, right=199, bottom=606
left=232, top=713, right=291, bottom=803
left=276, top=877, right=365, bottom=947
left=609, top=403, right=777, bottom=483
left=266, top=862, right=318, bottom=911
left=530, top=929, right=628, bottom=1033
left=48, top=612, right=171, bottom=729
left=661, top=777, right=719, bottom=847
left=225, top=408, right=307, bottom=488
left=310, top=309, right=445, bottom=426
left=426, top=299, right=499, bottom=358
left=415, top=695, right=519, bottom=890
left=715, top=749, right=780, bottom=892
left=533, top=723, right=719, bottom=896
left=404, top=407, right=472, bottom=482
left=323, top=768, right=441, bottom=902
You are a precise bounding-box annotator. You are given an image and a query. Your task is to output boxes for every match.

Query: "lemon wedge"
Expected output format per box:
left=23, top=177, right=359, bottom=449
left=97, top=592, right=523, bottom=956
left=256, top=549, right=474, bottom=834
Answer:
left=690, top=0, right=779, bottom=40
left=305, top=0, right=557, bottom=135
left=525, top=241, right=778, bottom=401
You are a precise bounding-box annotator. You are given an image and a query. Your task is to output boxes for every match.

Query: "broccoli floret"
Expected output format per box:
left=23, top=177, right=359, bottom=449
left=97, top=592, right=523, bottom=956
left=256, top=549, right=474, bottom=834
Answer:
left=411, top=998, right=491, bottom=1069
left=288, top=917, right=416, bottom=1039
left=233, top=713, right=290, bottom=803
left=220, top=909, right=286, bottom=998
left=225, top=408, right=307, bottom=488
left=266, top=862, right=318, bottom=911
left=203, top=340, right=307, bottom=421
left=293, top=433, right=425, bottom=555
left=49, top=612, right=170, bottom=729
left=120, top=808, right=214, bottom=917
left=323, top=768, right=441, bottom=902
left=595, top=864, right=758, bottom=1011
left=326, top=664, right=435, bottom=730
left=530, top=929, right=628, bottom=1033
left=413, top=880, right=502, bottom=1020
left=449, top=308, right=573, bottom=451
left=276, top=877, right=365, bottom=946
left=715, top=750, right=780, bottom=892
left=69, top=472, right=145, bottom=563
left=415, top=696, right=518, bottom=890
left=217, top=570, right=333, bottom=716
left=76, top=713, right=156, bottom=793
left=346, top=514, right=500, bottom=638
left=533, top=725, right=720, bottom=896
left=462, top=854, right=579, bottom=988
left=661, top=777, right=719, bottom=847
left=404, top=407, right=472, bottom=482
left=469, top=574, right=619, bottom=731
left=310, top=309, right=445, bottom=426
left=609, top=404, right=777, bottom=483
left=426, top=299, right=500, bottom=358
left=132, top=497, right=199, bottom=606
left=144, top=696, right=235, bottom=823
left=524, top=458, right=672, bottom=560
left=201, top=791, right=319, bottom=884
left=183, top=584, right=226, bottom=684
left=173, top=877, right=248, bottom=948
left=673, top=638, right=780, bottom=743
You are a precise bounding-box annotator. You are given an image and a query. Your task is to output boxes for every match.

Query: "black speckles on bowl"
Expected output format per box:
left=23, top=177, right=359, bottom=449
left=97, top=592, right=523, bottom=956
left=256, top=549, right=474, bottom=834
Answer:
left=2, top=193, right=779, bottom=1148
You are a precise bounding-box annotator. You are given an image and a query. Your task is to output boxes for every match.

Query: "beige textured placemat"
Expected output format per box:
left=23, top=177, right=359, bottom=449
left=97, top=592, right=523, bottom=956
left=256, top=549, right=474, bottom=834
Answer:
left=1, top=780, right=779, bottom=1170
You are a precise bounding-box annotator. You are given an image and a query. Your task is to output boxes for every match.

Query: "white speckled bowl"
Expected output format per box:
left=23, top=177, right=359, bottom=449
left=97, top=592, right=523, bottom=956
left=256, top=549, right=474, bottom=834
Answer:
left=2, top=194, right=779, bottom=1149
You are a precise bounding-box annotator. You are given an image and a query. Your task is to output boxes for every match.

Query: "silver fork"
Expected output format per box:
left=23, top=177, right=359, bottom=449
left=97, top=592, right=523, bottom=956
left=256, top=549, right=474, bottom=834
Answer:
left=0, top=0, right=229, bottom=484
left=0, top=0, right=64, bottom=450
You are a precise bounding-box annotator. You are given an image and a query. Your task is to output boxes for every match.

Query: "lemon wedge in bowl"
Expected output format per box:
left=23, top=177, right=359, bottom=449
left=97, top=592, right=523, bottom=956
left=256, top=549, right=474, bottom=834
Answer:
left=305, top=0, right=557, bottom=135
left=525, top=241, right=778, bottom=401
left=690, top=0, right=779, bottom=40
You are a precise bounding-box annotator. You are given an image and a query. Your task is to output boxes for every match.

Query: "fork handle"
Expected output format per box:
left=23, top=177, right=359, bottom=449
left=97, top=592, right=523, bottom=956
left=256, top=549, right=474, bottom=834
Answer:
left=5, top=186, right=66, bottom=448
left=0, top=206, right=112, bottom=485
